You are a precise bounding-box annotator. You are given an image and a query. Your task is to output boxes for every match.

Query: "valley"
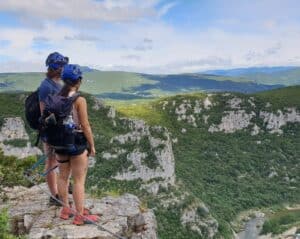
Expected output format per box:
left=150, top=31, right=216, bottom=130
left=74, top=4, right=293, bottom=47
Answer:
left=0, top=85, right=299, bottom=238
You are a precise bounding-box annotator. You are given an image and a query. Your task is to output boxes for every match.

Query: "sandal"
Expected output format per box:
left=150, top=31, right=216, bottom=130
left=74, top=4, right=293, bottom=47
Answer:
left=60, top=207, right=74, bottom=220
left=72, top=214, right=100, bottom=225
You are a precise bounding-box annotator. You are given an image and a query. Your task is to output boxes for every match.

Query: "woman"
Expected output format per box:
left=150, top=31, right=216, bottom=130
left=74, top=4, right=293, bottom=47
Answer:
left=56, top=64, right=99, bottom=225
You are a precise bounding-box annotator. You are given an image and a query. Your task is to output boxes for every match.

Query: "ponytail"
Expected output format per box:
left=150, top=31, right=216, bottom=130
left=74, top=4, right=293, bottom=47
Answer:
left=59, top=78, right=81, bottom=97
left=59, top=84, right=73, bottom=97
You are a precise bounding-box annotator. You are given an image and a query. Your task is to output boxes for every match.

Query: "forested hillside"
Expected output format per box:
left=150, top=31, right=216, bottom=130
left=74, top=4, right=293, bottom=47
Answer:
left=0, top=86, right=299, bottom=238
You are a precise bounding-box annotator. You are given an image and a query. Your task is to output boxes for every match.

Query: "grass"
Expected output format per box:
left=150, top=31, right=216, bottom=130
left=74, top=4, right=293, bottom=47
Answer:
left=0, top=208, right=24, bottom=239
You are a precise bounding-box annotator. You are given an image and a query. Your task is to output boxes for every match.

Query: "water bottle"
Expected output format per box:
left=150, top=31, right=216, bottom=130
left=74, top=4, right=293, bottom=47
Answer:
left=63, top=115, right=75, bottom=129
left=63, top=115, right=76, bottom=151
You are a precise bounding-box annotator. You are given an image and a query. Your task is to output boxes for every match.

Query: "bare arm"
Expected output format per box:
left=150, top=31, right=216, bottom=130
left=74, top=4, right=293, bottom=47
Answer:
left=75, top=97, right=95, bottom=154
left=39, top=102, right=45, bottom=114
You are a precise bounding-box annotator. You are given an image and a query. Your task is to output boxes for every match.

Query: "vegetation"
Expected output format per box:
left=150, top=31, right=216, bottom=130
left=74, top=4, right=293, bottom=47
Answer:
left=0, top=208, right=24, bottom=239
left=112, top=86, right=300, bottom=238
left=3, top=139, right=28, bottom=148
left=261, top=209, right=300, bottom=235
left=0, top=86, right=299, bottom=238
left=0, top=151, right=36, bottom=189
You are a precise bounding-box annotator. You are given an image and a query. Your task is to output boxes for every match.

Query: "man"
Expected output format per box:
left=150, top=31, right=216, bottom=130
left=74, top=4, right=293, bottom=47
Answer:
left=39, top=52, right=68, bottom=205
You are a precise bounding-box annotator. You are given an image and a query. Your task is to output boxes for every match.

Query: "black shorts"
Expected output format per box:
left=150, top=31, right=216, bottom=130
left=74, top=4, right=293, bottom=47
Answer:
left=55, top=133, right=88, bottom=157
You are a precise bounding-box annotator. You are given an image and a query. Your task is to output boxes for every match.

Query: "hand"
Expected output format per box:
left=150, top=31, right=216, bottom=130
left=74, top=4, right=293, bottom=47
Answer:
left=89, top=146, right=96, bottom=157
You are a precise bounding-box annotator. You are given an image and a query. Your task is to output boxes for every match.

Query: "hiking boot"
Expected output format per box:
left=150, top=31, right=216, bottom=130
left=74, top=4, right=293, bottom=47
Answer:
left=49, top=194, right=62, bottom=206
left=72, top=214, right=99, bottom=226
left=60, top=207, right=74, bottom=220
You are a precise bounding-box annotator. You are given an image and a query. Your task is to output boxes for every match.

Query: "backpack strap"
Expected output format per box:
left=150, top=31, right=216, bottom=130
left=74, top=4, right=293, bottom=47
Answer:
left=34, top=132, right=40, bottom=146
left=70, top=92, right=80, bottom=102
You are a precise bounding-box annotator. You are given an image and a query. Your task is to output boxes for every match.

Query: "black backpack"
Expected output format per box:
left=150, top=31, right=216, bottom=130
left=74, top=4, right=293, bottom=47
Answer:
left=25, top=90, right=41, bottom=130
left=41, top=93, right=81, bottom=150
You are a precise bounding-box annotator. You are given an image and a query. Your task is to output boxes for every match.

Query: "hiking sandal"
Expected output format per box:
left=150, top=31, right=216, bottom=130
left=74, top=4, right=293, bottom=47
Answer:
left=72, top=214, right=100, bottom=226
left=60, top=207, right=74, bottom=220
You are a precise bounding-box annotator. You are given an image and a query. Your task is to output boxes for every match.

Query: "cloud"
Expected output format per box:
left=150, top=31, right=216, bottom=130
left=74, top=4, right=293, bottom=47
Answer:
left=143, top=38, right=153, bottom=43
left=0, top=0, right=171, bottom=25
left=245, top=43, right=282, bottom=61
left=64, top=34, right=102, bottom=42
left=0, top=1, right=300, bottom=74
left=157, top=1, right=178, bottom=17
left=133, top=38, right=153, bottom=51
left=122, top=54, right=141, bottom=61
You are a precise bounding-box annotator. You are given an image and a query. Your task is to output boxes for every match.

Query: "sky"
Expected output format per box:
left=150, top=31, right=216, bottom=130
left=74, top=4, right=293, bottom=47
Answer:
left=0, top=0, right=300, bottom=73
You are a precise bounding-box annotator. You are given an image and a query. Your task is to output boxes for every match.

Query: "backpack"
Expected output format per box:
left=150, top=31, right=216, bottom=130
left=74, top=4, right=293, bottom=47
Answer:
left=25, top=90, right=41, bottom=130
left=41, top=93, right=81, bottom=151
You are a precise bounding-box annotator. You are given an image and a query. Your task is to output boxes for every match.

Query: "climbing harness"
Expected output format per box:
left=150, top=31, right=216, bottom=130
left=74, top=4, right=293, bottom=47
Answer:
left=24, top=155, right=126, bottom=239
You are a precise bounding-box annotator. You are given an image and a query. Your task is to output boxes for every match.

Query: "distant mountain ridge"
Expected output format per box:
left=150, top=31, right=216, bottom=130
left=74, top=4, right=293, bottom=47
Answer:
left=202, top=66, right=300, bottom=86
left=202, top=66, right=298, bottom=76
left=1, top=66, right=300, bottom=100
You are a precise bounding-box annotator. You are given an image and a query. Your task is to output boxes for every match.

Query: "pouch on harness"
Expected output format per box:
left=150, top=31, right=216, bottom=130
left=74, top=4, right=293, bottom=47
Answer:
left=41, top=93, right=85, bottom=153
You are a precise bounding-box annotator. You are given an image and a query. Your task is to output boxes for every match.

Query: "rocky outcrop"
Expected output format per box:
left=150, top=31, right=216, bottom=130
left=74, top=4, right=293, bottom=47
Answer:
left=0, top=117, right=42, bottom=158
left=0, top=117, right=29, bottom=141
left=103, top=119, right=175, bottom=194
left=260, top=108, right=300, bottom=134
left=180, top=202, right=218, bottom=239
left=0, top=142, right=42, bottom=158
left=209, top=110, right=255, bottom=133
left=162, top=94, right=300, bottom=135
left=1, top=184, right=157, bottom=239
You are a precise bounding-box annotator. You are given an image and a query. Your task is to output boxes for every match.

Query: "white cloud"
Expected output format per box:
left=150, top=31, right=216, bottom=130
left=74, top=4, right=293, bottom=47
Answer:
left=0, top=2, right=300, bottom=73
left=0, top=0, right=175, bottom=24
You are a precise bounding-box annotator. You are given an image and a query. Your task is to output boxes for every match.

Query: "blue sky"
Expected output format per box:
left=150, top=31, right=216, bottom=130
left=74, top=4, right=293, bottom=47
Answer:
left=0, top=0, right=300, bottom=73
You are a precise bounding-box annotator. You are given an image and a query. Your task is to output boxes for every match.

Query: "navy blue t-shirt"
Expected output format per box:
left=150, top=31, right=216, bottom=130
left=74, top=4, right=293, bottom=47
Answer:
left=39, top=78, right=62, bottom=143
left=38, top=78, right=62, bottom=103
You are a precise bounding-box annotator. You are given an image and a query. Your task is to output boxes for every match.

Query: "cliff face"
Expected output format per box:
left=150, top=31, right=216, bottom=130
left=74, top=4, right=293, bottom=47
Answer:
left=0, top=117, right=42, bottom=158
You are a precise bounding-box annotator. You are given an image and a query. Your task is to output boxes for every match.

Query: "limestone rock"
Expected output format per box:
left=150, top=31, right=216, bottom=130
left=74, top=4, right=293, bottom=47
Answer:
left=93, top=97, right=105, bottom=110
left=2, top=184, right=157, bottom=239
left=260, top=108, right=300, bottom=134
left=209, top=110, right=255, bottom=133
left=203, top=97, right=212, bottom=109
left=107, top=107, right=116, bottom=119
left=0, top=117, right=29, bottom=141
left=0, top=117, right=42, bottom=158
left=227, top=97, right=242, bottom=109
left=251, top=124, right=260, bottom=136
left=181, top=202, right=218, bottom=239
left=1, top=142, right=42, bottom=158
left=105, top=118, right=175, bottom=190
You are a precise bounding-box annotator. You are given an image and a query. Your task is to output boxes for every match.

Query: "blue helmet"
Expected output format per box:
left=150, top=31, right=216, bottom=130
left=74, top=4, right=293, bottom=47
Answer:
left=46, top=52, right=69, bottom=70
left=61, top=64, right=82, bottom=83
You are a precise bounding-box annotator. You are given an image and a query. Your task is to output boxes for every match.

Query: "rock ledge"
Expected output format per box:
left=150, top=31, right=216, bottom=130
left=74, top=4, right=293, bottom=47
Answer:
left=1, top=184, right=157, bottom=239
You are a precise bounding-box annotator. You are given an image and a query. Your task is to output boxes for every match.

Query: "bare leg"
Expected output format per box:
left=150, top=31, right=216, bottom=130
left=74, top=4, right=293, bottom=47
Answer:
left=71, top=150, right=88, bottom=214
left=57, top=155, right=71, bottom=206
left=44, top=143, right=58, bottom=196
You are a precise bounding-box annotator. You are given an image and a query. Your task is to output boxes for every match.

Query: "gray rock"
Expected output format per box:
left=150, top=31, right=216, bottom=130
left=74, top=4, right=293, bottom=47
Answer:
left=2, top=184, right=157, bottom=239
left=209, top=110, right=255, bottom=133
left=0, top=117, right=29, bottom=141
left=260, top=108, right=300, bottom=134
